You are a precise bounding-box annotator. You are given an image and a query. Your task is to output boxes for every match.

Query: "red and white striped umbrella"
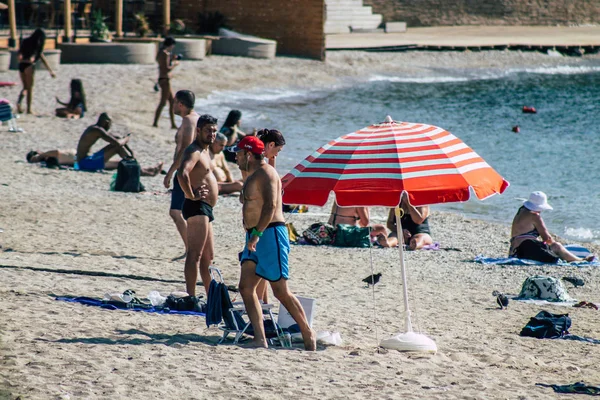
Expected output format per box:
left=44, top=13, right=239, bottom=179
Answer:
left=282, top=116, right=509, bottom=207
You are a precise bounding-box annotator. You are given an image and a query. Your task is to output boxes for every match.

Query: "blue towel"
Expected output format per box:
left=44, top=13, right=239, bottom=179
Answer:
left=206, top=280, right=224, bottom=327
left=55, top=296, right=206, bottom=316
left=474, top=255, right=599, bottom=267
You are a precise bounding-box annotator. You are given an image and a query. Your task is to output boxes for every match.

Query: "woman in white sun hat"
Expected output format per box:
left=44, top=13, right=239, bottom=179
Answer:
left=509, top=191, right=595, bottom=263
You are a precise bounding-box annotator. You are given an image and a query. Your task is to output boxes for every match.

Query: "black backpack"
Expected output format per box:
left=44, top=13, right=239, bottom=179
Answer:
left=520, top=311, right=571, bottom=339
left=114, top=158, right=145, bottom=193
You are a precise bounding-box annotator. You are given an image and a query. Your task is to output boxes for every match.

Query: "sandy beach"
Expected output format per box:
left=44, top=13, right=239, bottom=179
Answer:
left=1, top=50, right=600, bottom=400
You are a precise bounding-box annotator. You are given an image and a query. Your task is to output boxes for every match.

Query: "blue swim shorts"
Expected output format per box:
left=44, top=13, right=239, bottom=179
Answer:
left=239, top=222, right=290, bottom=282
left=78, top=149, right=105, bottom=171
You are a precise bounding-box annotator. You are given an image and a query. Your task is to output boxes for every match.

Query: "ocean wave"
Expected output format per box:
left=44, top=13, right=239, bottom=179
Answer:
left=369, top=75, right=470, bottom=83
left=194, top=87, right=326, bottom=109
left=563, top=226, right=600, bottom=243
left=517, top=65, right=600, bottom=75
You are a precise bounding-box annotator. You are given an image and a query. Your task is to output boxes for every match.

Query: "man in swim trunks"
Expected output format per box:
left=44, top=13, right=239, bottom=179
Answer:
left=76, top=113, right=162, bottom=174
left=370, top=192, right=433, bottom=250
left=231, top=135, right=316, bottom=350
left=209, top=132, right=243, bottom=195
left=164, top=90, right=199, bottom=258
left=177, top=114, right=219, bottom=297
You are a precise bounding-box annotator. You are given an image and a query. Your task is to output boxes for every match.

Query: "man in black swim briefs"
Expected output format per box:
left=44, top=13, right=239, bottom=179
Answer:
left=177, top=114, right=219, bottom=297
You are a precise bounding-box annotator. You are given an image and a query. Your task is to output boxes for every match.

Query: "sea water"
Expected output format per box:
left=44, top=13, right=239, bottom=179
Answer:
left=195, top=60, right=600, bottom=244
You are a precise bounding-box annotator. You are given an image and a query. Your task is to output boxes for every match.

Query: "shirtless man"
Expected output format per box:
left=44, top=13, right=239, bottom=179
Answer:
left=152, top=37, right=179, bottom=129
left=164, top=90, right=199, bottom=258
left=328, top=204, right=369, bottom=227
left=232, top=135, right=316, bottom=350
left=177, top=114, right=219, bottom=296
left=76, top=113, right=162, bottom=174
left=210, top=132, right=243, bottom=195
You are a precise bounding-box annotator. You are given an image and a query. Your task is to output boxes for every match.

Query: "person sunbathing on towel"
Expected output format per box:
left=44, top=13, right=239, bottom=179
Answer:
left=26, top=149, right=76, bottom=166
left=370, top=192, right=433, bottom=250
left=209, top=132, right=243, bottom=195
left=76, top=113, right=163, bottom=175
left=509, top=191, right=595, bottom=263
left=328, top=204, right=369, bottom=227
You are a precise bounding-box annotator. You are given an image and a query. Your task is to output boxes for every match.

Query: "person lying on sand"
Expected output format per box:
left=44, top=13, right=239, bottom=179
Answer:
left=76, top=112, right=162, bottom=175
left=210, top=132, right=243, bottom=195
left=509, top=191, right=595, bottom=263
left=27, top=149, right=76, bottom=167
left=370, top=192, right=433, bottom=250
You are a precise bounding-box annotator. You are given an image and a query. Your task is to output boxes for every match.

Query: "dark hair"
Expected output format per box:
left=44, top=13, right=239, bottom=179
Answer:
left=26, top=150, right=38, bottom=163
left=221, top=110, right=242, bottom=129
left=175, top=90, right=195, bottom=109
left=257, top=129, right=286, bottom=146
left=97, top=112, right=111, bottom=126
left=197, top=114, right=218, bottom=128
left=68, top=79, right=87, bottom=112
left=162, top=37, right=176, bottom=48
left=20, top=28, right=46, bottom=61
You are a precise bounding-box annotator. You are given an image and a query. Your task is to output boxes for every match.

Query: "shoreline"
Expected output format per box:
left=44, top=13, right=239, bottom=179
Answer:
left=1, top=51, right=600, bottom=399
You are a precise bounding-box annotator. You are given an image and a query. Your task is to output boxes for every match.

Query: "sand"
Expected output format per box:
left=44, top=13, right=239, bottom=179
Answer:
left=1, top=50, right=600, bottom=400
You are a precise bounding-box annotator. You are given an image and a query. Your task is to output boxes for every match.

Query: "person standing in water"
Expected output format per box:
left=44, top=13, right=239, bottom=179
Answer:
left=152, top=37, right=178, bottom=129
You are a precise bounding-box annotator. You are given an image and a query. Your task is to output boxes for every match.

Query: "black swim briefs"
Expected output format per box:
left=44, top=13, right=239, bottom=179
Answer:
left=182, top=199, right=214, bottom=222
left=170, top=173, right=185, bottom=211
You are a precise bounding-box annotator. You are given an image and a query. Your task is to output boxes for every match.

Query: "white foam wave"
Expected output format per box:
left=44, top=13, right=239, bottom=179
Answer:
left=194, top=88, right=320, bottom=109
left=563, top=226, right=600, bottom=242
left=369, top=75, right=470, bottom=83
left=519, top=65, right=600, bottom=75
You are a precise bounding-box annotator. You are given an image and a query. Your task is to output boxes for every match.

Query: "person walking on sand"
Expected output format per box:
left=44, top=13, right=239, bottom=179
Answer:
left=230, top=135, right=316, bottom=350
left=509, top=191, right=596, bottom=263
left=164, top=90, right=199, bottom=260
left=76, top=113, right=162, bottom=174
left=16, top=28, right=56, bottom=114
left=152, top=37, right=179, bottom=129
left=177, top=115, right=219, bottom=297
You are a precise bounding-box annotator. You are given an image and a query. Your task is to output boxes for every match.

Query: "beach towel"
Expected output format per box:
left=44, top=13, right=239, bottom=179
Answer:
left=537, top=382, right=600, bottom=395
left=55, top=296, right=206, bottom=317
left=474, top=255, right=599, bottom=267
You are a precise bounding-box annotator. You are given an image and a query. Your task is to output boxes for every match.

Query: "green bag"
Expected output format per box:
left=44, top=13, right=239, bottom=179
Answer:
left=334, top=224, right=370, bottom=248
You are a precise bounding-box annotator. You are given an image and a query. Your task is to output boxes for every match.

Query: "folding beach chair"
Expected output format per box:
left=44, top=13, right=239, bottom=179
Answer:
left=0, top=101, right=23, bottom=132
left=208, top=267, right=288, bottom=347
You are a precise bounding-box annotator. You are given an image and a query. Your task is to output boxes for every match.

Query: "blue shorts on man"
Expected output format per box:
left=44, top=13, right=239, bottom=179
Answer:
left=239, top=222, right=290, bottom=282
left=78, top=149, right=105, bottom=171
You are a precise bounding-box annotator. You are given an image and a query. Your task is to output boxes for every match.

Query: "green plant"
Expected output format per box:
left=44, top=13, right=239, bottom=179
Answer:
left=169, top=19, right=190, bottom=35
left=90, top=10, right=111, bottom=42
left=196, top=11, right=227, bottom=34
left=134, top=13, right=151, bottom=37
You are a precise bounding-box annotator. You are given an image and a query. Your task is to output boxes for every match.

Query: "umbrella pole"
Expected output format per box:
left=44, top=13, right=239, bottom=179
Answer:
left=379, top=205, right=436, bottom=353
left=395, top=206, right=413, bottom=333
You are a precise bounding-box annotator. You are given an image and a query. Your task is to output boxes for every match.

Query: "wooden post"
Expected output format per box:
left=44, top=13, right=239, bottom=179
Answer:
left=163, top=0, right=170, bottom=36
left=63, top=0, right=72, bottom=42
left=7, top=0, right=17, bottom=48
left=115, top=0, right=123, bottom=37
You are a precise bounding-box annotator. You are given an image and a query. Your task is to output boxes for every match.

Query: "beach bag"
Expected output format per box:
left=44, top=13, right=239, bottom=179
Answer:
left=165, top=295, right=205, bottom=312
left=520, top=311, right=571, bottom=339
left=302, top=223, right=336, bottom=245
left=114, top=158, right=145, bottom=193
left=517, top=275, right=572, bottom=302
left=333, top=224, right=370, bottom=248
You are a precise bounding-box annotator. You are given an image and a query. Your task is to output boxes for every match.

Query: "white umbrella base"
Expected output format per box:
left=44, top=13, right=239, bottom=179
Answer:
left=380, top=331, right=437, bottom=353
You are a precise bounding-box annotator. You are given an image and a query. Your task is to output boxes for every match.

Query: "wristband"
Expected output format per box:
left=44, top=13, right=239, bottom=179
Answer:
left=251, top=228, right=263, bottom=238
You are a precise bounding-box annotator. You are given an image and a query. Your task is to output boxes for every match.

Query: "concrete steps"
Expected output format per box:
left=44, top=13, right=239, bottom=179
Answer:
left=325, top=0, right=382, bottom=34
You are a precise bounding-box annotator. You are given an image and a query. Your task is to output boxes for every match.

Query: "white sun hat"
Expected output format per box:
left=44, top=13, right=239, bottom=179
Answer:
left=523, top=191, right=553, bottom=212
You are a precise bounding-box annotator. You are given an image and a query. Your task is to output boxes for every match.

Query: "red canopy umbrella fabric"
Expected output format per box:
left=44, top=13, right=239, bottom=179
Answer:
left=282, top=116, right=509, bottom=207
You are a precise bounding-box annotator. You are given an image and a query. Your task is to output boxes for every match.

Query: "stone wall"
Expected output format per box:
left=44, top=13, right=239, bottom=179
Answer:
left=172, top=0, right=325, bottom=60
left=362, top=0, right=600, bottom=27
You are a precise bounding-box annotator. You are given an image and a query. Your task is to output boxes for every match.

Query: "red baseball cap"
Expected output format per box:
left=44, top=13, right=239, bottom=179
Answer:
left=227, top=135, right=265, bottom=155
